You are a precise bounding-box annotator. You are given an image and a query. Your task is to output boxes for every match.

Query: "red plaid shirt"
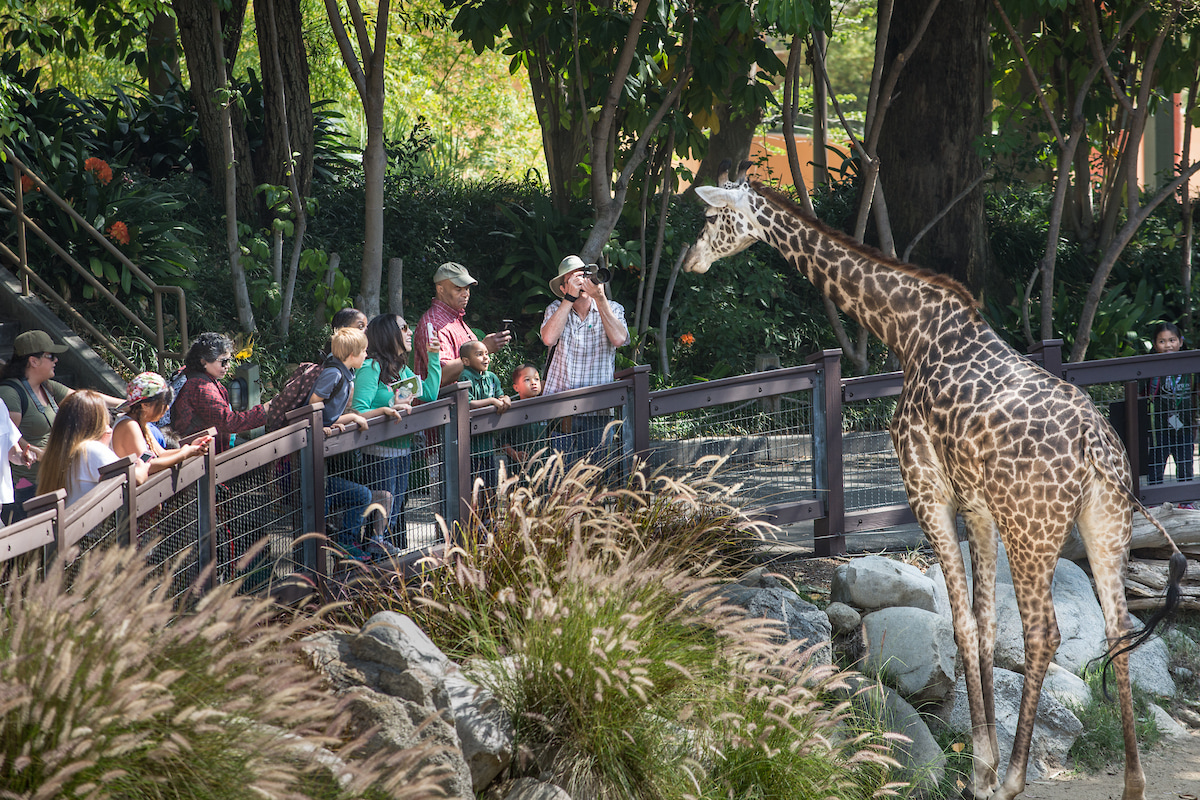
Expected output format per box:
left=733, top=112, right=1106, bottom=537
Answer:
left=170, top=371, right=267, bottom=452
left=414, top=298, right=477, bottom=380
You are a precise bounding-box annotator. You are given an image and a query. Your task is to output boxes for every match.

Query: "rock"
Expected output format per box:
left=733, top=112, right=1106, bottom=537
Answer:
left=1177, top=707, right=1200, bottom=728
left=851, top=681, right=946, bottom=795
left=927, top=542, right=1168, bottom=689
left=504, top=778, right=572, bottom=800
left=1148, top=704, right=1191, bottom=740
left=944, top=668, right=1082, bottom=781
left=1127, top=632, right=1177, bottom=697
left=351, top=610, right=453, bottom=678
left=735, top=565, right=782, bottom=589
left=445, top=672, right=514, bottom=791
left=343, top=687, right=474, bottom=799
left=1042, top=663, right=1090, bottom=709
left=861, top=606, right=956, bottom=703
left=719, top=585, right=832, bottom=664
left=832, top=555, right=937, bottom=612
left=825, top=601, right=862, bottom=634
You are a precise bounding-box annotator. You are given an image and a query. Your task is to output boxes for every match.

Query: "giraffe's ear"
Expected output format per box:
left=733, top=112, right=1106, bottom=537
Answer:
left=695, top=185, right=736, bottom=208
left=735, top=161, right=752, bottom=183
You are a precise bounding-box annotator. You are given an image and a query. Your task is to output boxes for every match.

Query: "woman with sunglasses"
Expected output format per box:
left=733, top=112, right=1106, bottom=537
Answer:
left=169, top=332, right=271, bottom=453
left=351, top=314, right=441, bottom=547
left=1, top=330, right=122, bottom=523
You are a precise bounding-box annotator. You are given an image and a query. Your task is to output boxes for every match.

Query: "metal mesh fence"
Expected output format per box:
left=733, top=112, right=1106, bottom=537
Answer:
left=1134, top=375, right=1199, bottom=488
left=214, top=459, right=304, bottom=593
left=841, top=396, right=905, bottom=513
left=138, top=483, right=202, bottom=599
left=648, top=393, right=816, bottom=509
left=405, top=430, right=447, bottom=552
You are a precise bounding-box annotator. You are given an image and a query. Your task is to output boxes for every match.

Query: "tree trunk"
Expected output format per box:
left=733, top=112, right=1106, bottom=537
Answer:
left=253, top=0, right=314, bottom=198
left=525, top=34, right=587, bottom=214
left=877, top=0, right=991, bottom=295
left=147, top=11, right=180, bottom=96
left=173, top=0, right=258, bottom=220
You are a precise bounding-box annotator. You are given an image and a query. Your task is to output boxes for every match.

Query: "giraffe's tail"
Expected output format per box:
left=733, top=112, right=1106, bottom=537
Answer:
left=1084, top=423, right=1188, bottom=690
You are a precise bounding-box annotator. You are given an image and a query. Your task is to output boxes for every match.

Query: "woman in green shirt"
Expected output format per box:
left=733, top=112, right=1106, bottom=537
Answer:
left=351, top=314, right=441, bottom=547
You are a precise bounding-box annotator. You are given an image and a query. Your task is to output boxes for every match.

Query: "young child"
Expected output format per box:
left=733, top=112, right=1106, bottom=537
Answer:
left=314, top=327, right=399, bottom=561
left=460, top=340, right=511, bottom=491
left=1146, top=322, right=1197, bottom=485
left=502, top=363, right=545, bottom=468
left=112, top=372, right=211, bottom=469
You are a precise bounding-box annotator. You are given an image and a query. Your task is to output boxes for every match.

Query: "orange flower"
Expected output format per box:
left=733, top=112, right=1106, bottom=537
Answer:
left=107, top=220, right=130, bottom=245
left=680, top=332, right=695, bottom=347
left=84, top=157, right=113, bottom=185
left=19, top=174, right=37, bottom=193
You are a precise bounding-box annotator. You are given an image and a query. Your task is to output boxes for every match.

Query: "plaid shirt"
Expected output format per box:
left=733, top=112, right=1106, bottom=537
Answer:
left=414, top=298, right=476, bottom=380
left=542, top=298, right=628, bottom=396
left=170, top=371, right=267, bottom=452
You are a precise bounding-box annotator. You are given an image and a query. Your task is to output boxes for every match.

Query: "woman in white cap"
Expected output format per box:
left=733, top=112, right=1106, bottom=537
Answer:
left=0, top=330, right=121, bottom=523
left=112, top=372, right=210, bottom=469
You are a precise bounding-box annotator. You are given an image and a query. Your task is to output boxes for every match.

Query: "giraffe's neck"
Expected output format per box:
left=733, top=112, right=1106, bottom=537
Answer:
left=755, top=199, right=980, bottom=363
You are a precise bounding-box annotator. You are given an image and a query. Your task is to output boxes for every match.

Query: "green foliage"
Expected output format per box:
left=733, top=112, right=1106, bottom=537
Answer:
left=0, top=543, right=449, bottom=799
left=1066, top=666, right=1163, bottom=772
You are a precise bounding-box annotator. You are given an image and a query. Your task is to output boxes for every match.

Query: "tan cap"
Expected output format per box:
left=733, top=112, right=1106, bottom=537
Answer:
left=550, top=255, right=587, bottom=298
left=14, top=330, right=69, bottom=357
left=433, top=262, right=477, bottom=287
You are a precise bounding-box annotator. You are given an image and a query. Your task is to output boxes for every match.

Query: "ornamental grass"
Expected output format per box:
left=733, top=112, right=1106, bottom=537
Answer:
left=0, top=543, right=449, bottom=799
left=336, top=454, right=907, bottom=799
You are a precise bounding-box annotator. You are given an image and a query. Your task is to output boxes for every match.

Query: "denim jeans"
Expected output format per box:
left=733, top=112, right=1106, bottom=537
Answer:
left=325, top=474, right=371, bottom=543
left=361, top=451, right=410, bottom=547
left=1, top=483, right=36, bottom=526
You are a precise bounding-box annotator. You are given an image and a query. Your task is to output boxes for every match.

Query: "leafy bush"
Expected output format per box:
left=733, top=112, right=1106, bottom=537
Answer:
left=0, top=544, right=450, bottom=798
left=1065, top=666, right=1162, bottom=772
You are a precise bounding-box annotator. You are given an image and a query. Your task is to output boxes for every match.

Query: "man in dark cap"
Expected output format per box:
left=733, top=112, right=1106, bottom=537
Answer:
left=413, top=261, right=512, bottom=386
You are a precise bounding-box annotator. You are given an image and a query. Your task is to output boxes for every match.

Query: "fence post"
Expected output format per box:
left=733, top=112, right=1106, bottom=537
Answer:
left=619, top=364, right=651, bottom=468
left=197, top=442, right=218, bottom=592
left=307, top=405, right=328, bottom=580
left=810, top=349, right=845, bottom=556
left=1030, top=339, right=1064, bottom=378
left=444, top=383, right=471, bottom=537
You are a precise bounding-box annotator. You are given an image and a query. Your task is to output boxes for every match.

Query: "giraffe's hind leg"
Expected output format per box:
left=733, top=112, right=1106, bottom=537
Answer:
left=964, top=511, right=1001, bottom=779
left=992, top=525, right=1067, bottom=800
left=1077, top=499, right=1145, bottom=800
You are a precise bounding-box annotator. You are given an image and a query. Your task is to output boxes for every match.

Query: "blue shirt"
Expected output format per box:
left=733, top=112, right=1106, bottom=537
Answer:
left=312, top=357, right=356, bottom=426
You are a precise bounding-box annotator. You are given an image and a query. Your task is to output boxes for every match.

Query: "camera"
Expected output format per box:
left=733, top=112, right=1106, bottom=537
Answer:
left=581, top=263, right=612, bottom=285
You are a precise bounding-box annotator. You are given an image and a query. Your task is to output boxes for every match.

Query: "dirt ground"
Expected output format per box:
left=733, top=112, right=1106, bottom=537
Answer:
left=767, top=553, right=1200, bottom=800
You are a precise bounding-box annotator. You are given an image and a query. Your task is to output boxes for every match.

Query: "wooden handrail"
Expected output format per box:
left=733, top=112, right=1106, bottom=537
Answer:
left=2, top=145, right=189, bottom=373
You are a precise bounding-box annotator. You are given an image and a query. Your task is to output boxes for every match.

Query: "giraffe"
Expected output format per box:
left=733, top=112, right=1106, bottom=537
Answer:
left=683, top=165, right=1188, bottom=800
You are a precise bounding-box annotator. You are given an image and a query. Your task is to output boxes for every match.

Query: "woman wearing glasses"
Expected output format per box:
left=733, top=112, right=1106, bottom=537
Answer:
left=169, top=332, right=271, bottom=452
left=1, top=330, right=121, bottom=523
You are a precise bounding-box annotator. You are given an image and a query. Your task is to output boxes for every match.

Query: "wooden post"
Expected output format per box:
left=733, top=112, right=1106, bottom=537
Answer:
left=811, top=349, right=845, bottom=556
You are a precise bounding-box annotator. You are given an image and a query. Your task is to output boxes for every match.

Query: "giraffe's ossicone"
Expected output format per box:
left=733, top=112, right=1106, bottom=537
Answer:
left=684, top=164, right=1188, bottom=800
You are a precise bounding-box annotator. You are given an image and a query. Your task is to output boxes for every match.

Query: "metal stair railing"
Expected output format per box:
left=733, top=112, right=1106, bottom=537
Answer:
left=0, top=145, right=189, bottom=374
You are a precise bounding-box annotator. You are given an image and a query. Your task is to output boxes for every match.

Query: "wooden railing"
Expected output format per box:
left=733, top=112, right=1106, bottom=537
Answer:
left=2, top=344, right=1197, bottom=597
left=0, top=145, right=188, bottom=373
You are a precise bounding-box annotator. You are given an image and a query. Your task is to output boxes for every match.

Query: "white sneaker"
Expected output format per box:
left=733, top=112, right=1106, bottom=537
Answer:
left=365, top=536, right=401, bottom=561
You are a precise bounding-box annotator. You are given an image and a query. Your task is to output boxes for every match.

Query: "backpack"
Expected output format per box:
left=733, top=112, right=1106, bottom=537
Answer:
left=158, top=368, right=189, bottom=427
left=1, top=378, right=28, bottom=416
left=264, top=357, right=345, bottom=432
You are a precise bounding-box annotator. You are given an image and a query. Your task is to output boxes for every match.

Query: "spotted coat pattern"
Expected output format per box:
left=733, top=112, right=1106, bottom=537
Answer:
left=683, top=172, right=1172, bottom=800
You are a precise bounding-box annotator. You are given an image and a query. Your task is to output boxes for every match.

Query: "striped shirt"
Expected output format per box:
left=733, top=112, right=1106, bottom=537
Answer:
left=542, top=298, right=628, bottom=396
left=414, top=298, right=476, bottom=380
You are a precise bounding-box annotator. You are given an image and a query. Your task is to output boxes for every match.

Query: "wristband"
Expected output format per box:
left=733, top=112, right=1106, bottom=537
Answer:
left=563, top=292, right=579, bottom=302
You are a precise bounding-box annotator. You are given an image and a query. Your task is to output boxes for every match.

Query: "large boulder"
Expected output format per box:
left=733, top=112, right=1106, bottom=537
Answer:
left=850, top=679, right=946, bottom=796
left=944, top=668, right=1082, bottom=782
left=719, top=584, right=832, bottom=664
left=302, top=612, right=516, bottom=796
left=861, top=606, right=956, bottom=703
left=832, top=555, right=937, bottom=612
left=928, top=543, right=1176, bottom=695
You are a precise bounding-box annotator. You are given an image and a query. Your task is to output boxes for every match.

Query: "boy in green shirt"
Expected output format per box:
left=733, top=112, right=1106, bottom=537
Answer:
left=460, top=341, right=510, bottom=493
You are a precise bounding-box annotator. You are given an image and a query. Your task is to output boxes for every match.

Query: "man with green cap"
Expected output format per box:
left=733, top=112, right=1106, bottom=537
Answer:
left=540, top=254, right=629, bottom=464
left=414, top=261, right=512, bottom=386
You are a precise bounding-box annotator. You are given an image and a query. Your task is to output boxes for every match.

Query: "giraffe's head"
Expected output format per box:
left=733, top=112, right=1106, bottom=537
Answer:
left=682, top=161, right=766, bottom=274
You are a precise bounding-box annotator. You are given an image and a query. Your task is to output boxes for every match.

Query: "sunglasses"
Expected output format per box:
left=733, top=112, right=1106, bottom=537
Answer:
left=217, top=357, right=233, bottom=367
left=39, top=352, right=59, bottom=362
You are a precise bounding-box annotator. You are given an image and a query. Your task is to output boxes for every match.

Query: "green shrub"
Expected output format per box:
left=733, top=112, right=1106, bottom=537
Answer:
left=1066, top=666, right=1163, bottom=772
